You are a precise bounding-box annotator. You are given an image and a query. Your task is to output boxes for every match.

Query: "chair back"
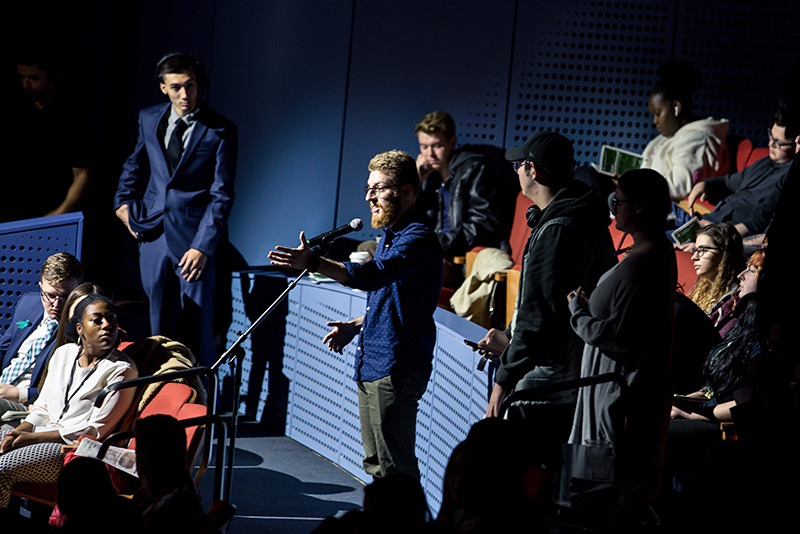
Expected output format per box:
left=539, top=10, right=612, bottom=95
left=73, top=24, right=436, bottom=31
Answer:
left=607, top=221, right=632, bottom=255
left=676, top=249, right=697, bottom=294
left=129, top=382, right=199, bottom=449
left=118, top=382, right=208, bottom=492
left=178, top=402, right=211, bottom=487
left=736, top=138, right=770, bottom=170
left=509, top=191, right=535, bottom=266
left=735, top=138, right=754, bottom=171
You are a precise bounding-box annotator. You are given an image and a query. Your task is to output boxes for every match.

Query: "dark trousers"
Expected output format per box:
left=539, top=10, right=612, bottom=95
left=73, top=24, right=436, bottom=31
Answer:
left=506, top=401, right=576, bottom=474
left=138, top=233, right=216, bottom=367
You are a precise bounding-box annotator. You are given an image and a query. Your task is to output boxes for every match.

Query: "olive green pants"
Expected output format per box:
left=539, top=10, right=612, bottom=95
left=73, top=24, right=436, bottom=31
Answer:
left=357, top=371, right=428, bottom=480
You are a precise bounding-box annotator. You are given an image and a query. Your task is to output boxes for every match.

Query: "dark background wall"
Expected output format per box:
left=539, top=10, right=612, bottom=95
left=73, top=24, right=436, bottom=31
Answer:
left=3, top=0, right=798, bottom=288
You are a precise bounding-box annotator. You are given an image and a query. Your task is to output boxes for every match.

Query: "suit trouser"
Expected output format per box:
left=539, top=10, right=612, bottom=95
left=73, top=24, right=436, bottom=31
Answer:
left=357, top=371, right=428, bottom=480
left=138, top=233, right=216, bottom=367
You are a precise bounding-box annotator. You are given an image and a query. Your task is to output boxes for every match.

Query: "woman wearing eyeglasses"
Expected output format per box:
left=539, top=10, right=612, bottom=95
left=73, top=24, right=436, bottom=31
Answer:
left=663, top=250, right=765, bottom=513
left=688, top=223, right=744, bottom=315
left=671, top=248, right=765, bottom=425
left=566, top=168, right=676, bottom=505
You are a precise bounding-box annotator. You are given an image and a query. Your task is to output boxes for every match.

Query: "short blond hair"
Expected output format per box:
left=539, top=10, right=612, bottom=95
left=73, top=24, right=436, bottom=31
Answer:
left=414, top=111, right=456, bottom=140
left=41, top=253, right=83, bottom=285
left=368, top=150, right=419, bottom=193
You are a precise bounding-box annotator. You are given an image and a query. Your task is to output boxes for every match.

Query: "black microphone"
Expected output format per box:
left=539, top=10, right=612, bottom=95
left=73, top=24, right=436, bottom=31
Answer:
left=307, top=218, right=363, bottom=247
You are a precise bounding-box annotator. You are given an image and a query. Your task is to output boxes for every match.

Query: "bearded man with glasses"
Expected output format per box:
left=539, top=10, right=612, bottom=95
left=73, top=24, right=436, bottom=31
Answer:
left=269, top=150, right=442, bottom=481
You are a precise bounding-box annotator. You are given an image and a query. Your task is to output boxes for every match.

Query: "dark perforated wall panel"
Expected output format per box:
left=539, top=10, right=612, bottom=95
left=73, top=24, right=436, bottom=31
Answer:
left=0, top=214, right=83, bottom=335
left=204, top=1, right=800, bottom=261
left=674, top=0, right=799, bottom=139
left=507, top=0, right=675, bottom=162
left=505, top=0, right=800, bottom=166
left=455, top=80, right=509, bottom=146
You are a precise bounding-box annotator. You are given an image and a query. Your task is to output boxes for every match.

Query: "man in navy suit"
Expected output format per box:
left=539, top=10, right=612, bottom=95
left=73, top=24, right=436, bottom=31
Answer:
left=0, top=253, right=83, bottom=416
left=114, top=52, right=236, bottom=368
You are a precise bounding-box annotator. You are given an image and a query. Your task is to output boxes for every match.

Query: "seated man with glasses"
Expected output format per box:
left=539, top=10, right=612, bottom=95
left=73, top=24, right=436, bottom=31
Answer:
left=0, top=253, right=83, bottom=417
left=684, top=107, right=798, bottom=241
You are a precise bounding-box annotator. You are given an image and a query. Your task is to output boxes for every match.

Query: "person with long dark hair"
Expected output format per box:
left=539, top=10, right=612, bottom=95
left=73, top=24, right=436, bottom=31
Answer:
left=52, top=282, right=106, bottom=352
left=671, top=249, right=765, bottom=423
left=35, top=282, right=107, bottom=395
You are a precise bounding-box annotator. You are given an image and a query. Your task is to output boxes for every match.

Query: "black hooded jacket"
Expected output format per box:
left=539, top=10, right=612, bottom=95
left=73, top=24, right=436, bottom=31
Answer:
left=494, top=180, right=616, bottom=402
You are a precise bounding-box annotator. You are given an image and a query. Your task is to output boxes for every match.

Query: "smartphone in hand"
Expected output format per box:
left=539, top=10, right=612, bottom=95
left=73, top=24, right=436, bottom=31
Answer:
left=463, top=339, right=500, bottom=357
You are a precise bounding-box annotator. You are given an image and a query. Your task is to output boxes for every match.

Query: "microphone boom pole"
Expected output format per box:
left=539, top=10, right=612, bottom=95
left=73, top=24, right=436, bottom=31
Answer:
left=211, top=217, right=362, bottom=500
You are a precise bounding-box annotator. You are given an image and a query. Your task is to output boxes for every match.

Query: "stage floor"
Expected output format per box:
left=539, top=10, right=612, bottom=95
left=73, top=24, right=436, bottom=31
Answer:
left=200, top=420, right=366, bottom=534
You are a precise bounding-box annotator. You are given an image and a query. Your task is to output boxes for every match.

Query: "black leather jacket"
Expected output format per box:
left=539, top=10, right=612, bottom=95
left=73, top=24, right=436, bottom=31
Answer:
left=417, top=149, right=499, bottom=256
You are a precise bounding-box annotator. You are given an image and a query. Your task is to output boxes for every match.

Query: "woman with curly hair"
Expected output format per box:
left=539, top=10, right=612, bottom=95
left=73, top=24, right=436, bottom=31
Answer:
left=688, top=223, right=744, bottom=314
left=665, top=252, right=765, bottom=506
left=672, top=248, right=764, bottom=422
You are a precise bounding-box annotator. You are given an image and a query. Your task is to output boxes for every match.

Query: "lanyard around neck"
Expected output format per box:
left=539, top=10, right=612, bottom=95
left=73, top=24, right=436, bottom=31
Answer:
left=58, top=348, right=112, bottom=422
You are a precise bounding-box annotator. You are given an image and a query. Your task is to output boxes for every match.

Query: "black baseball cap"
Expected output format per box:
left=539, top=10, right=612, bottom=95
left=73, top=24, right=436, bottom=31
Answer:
left=505, top=131, right=576, bottom=174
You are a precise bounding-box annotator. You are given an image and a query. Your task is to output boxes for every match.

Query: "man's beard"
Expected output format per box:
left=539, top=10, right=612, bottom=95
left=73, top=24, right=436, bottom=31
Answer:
left=370, top=195, right=399, bottom=229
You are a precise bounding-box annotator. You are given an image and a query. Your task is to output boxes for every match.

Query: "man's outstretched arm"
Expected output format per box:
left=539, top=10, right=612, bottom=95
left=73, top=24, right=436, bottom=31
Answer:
left=268, top=231, right=351, bottom=284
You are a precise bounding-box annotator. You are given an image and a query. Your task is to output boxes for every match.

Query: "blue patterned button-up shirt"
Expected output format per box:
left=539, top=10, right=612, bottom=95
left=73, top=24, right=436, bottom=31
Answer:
left=343, top=216, right=443, bottom=382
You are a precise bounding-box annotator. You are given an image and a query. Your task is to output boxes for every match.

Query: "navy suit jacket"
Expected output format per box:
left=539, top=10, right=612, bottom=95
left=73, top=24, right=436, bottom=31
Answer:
left=114, top=103, right=237, bottom=257
left=0, top=292, right=56, bottom=403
